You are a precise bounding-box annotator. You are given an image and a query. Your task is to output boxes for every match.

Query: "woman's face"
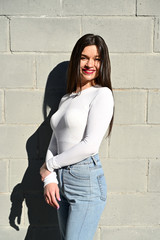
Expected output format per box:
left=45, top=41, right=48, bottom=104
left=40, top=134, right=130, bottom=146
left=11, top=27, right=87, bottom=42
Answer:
left=80, top=45, right=101, bottom=85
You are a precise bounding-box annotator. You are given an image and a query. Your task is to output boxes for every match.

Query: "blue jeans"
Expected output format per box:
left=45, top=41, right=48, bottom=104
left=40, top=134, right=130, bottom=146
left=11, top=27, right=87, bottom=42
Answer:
left=57, top=154, right=107, bottom=240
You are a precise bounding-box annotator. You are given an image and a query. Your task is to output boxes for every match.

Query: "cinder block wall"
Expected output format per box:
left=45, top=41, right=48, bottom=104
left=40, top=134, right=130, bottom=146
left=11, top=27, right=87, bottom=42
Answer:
left=0, top=1, right=160, bottom=239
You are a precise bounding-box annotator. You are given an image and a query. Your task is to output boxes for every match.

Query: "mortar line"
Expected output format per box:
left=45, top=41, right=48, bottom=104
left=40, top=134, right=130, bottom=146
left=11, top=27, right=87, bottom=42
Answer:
left=135, top=0, right=138, bottom=16
left=8, top=159, right=10, bottom=193
left=1, top=89, right=5, bottom=123
left=2, top=88, right=44, bottom=92
left=3, top=90, right=6, bottom=123
left=80, top=16, right=82, bottom=36
left=0, top=15, right=154, bottom=18
left=151, top=17, right=155, bottom=53
left=5, top=16, right=12, bottom=53
left=153, top=17, right=157, bottom=53
left=107, top=191, right=160, bottom=195
left=147, top=159, right=150, bottom=192
left=100, top=225, right=160, bottom=228
left=146, top=90, right=149, bottom=124
left=9, top=51, right=159, bottom=55
left=2, top=123, right=160, bottom=127
left=0, top=123, right=38, bottom=126
left=34, top=55, right=37, bottom=89
left=98, top=226, right=101, bottom=240
left=107, top=132, right=111, bottom=158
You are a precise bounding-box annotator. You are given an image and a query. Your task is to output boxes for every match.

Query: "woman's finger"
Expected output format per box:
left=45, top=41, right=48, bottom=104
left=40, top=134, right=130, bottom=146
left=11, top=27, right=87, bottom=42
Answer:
left=50, top=191, right=59, bottom=209
left=44, top=191, right=53, bottom=206
left=51, top=195, right=59, bottom=209
left=45, top=194, right=55, bottom=207
left=55, top=186, right=61, bottom=202
left=44, top=190, right=57, bottom=208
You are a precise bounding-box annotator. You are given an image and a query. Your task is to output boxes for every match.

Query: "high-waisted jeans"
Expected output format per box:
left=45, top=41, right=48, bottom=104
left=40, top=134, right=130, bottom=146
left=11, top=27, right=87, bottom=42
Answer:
left=57, top=154, right=107, bottom=240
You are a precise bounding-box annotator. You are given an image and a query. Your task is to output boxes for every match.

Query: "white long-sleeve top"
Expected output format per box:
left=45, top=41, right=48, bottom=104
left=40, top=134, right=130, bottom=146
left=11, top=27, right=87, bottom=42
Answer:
left=44, top=85, right=114, bottom=185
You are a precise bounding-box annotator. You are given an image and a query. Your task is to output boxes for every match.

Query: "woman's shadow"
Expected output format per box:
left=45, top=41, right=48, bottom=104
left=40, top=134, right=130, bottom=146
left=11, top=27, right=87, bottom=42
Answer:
left=9, top=61, right=69, bottom=240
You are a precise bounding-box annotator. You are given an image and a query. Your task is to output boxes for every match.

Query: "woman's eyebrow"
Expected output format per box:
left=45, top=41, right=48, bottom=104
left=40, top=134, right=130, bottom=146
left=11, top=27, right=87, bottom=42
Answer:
left=81, top=54, right=100, bottom=57
left=81, top=54, right=88, bottom=57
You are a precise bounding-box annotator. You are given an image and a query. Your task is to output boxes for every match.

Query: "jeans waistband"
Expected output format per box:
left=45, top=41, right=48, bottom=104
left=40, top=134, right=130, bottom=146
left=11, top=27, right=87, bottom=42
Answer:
left=62, top=154, right=100, bottom=169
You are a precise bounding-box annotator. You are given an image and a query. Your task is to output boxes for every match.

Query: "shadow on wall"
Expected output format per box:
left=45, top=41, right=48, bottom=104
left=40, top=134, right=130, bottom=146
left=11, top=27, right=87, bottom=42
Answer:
left=9, top=61, right=69, bottom=240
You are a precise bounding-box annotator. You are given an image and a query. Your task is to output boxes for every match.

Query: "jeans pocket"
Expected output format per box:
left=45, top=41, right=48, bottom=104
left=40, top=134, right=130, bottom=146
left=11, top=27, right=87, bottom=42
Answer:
left=69, top=166, right=90, bottom=180
left=97, top=174, right=107, bottom=201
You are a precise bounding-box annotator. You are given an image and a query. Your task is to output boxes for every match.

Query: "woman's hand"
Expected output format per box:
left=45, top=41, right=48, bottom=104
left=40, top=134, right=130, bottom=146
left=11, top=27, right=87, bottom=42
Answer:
left=40, top=162, right=51, bottom=181
left=44, top=183, right=60, bottom=209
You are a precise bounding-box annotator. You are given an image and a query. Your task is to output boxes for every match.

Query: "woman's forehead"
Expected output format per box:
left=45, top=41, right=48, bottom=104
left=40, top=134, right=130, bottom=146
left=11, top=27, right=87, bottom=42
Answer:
left=81, top=45, right=100, bottom=56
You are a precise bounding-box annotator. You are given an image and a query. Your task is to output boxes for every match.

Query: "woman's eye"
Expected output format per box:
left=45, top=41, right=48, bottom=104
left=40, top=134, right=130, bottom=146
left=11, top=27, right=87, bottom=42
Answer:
left=80, top=56, right=86, bottom=60
left=95, top=58, right=101, bottom=61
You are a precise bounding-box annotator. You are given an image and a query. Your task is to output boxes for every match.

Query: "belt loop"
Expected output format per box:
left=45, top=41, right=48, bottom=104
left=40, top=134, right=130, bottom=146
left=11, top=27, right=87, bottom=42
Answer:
left=91, top=155, right=97, bottom=165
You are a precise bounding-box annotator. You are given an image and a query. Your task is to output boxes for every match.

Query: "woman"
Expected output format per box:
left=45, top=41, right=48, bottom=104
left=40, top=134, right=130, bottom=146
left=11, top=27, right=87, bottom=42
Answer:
left=40, top=33, right=114, bottom=240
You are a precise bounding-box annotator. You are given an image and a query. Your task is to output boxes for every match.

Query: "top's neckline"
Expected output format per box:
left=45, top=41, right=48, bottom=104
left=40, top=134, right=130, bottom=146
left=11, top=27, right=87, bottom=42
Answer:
left=70, top=85, right=100, bottom=96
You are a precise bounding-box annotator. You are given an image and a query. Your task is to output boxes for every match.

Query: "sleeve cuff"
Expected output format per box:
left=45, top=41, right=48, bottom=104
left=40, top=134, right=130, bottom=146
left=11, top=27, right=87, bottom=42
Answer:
left=43, top=172, right=58, bottom=187
left=46, top=149, right=61, bottom=171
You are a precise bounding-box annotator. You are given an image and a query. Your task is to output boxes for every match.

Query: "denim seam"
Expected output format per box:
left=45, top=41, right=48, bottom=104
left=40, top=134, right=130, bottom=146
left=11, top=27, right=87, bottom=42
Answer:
left=97, top=174, right=107, bottom=201
left=77, top=177, right=91, bottom=240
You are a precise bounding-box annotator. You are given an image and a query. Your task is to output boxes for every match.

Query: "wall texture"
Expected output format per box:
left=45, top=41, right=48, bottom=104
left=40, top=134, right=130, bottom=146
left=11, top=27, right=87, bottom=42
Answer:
left=0, top=0, right=160, bottom=239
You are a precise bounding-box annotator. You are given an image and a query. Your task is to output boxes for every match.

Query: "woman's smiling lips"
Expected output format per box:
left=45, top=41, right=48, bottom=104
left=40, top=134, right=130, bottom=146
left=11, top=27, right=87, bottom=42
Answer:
left=82, top=68, right=96, bottom=74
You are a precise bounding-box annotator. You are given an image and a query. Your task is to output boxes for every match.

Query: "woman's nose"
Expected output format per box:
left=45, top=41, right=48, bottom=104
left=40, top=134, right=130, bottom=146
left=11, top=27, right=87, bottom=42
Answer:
left=86, top=59, right=94, bottom=67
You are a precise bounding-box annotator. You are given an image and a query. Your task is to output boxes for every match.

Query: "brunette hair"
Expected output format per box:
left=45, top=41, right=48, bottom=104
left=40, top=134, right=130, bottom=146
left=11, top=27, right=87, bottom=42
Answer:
left=67, top=33, right=114, bottom=136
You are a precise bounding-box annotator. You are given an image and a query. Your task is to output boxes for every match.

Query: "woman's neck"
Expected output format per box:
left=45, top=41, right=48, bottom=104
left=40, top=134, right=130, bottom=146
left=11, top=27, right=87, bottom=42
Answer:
left=75, top=81, right=96, bottom=93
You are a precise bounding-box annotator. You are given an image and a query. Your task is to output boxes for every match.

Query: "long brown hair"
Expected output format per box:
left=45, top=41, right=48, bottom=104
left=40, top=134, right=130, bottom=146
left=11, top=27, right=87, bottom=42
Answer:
left=67, top=33, right=114, bottom=136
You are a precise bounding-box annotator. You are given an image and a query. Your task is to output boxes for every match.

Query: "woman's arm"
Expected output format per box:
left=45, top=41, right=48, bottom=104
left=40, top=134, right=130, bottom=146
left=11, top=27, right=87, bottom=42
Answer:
left=40, top=133, right=60, bottom=209
left=40, top=133, right=58, bottom=183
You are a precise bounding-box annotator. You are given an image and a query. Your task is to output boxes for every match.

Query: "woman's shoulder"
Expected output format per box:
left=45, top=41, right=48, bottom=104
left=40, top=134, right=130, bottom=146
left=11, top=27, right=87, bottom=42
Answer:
left=58, top=93, right=70, bottom=108
left=94, top=86, right=113, bottom=97
left=91, top=86, right=114, bottom=107
left=61, top=93, right=69, bottom=100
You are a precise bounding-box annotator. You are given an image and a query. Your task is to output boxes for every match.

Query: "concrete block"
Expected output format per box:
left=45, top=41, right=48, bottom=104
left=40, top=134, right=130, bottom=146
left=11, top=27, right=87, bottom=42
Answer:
left=0, top=125, right=36, bottom=158
left=36, top=54, right=70, bottom=88
left=5, top=90, right=44, bottom=124
left=113, top=90, right=147, bottom=124
left=111, top=54, right=160, bottom=89
left=101, top=226, right=160, bottom=240
left=137, top=0, right=160, bottom=16
left=0, top=17, right=9, bottom=52
left=101, top=158, right=147, bottom=192
left=0, top=0, right=60, bottom=16
left=100, top=193, right=160, bottom=225
left=148, top=90, right=160, bottom=124
left=0, top=194, right=11, bottom=225
left=9, top=159, right=28, bottom=192
left=154, top=18, right=160, bottom=52
left=99, top=137, right=109, bottom=158
left=62, top=0, right=135, bottom=16
left=0, top=227, right=27, bottom=240
left=148, top=159, right=160, bottom=192
left=0, top=90, right=4, bottom=123
left=0, top=54, right=35, bottom=88
left=10, top=17, right=81, bottom=52
left=109, top=125, right=160, bottom=159
left=0, top=160, right=8, bottom=193
left=82, top=17, right=153, bottom=53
